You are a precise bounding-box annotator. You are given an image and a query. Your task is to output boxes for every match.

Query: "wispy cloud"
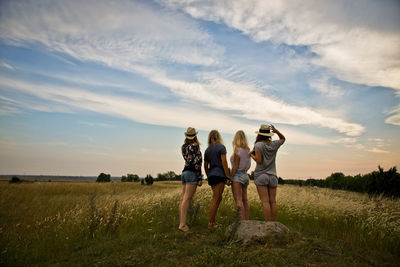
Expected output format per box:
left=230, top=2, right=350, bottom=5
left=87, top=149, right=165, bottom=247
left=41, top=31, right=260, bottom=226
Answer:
left=385, top=105, right=400, bottom=126
left=159, top=0, right=400, bottom=90
left=0, top=61, right=15, bottom=71
left=141, top=66, right=364, bottom=136
left=0, top=75, right=333, bottom=145
left=0, top=0, right=222, bottom=67
left=0, top=0, right=366, bottom=137
left=368, top=148, right=390, bottom=154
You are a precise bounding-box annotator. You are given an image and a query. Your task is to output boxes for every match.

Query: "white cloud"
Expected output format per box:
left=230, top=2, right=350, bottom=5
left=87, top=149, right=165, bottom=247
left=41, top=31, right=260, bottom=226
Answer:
left=0, top=0, right=223, bottom=67
left=0, top=75, right=331, bottom=146
left=138, top=66, right=364, bottom=136
left=309, top=77, right=345, bottom=98
left=0, top=0, right=366, bottom=136
left=368, top=148, right=390, bottom=154
left=0, top=61, right=15, bottom=70
left=159, top=0, right=400, bottom=90
left=385, top=105, right=400, bottom=126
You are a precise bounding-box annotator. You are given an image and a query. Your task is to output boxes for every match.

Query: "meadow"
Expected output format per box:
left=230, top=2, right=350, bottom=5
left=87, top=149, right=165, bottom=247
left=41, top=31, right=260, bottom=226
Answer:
left=0, top=181, right=399, bottom=266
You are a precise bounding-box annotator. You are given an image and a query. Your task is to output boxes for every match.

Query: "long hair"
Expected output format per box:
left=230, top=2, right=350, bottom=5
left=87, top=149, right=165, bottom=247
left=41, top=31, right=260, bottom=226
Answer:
left=185, top=136, right=200, bottom=146
left=255, top=134, right=271, bottom=143
left=232, top=130, right=249, bottom=154
left=208, top=130, right=223, bottom=146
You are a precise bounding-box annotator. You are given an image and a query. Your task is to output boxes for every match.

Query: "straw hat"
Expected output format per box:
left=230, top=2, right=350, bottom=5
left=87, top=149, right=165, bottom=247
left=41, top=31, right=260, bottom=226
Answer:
left=184, top=127, right=198, bottom=140
left=255, top=124, right=274, bottom=136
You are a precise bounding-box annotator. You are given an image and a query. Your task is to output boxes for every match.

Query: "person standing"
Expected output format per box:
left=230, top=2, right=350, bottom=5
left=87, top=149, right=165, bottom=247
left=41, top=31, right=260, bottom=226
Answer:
left=204, top=130, right=230, bottom=229
left=179, top=127, right=203, bottom=232
left=250, top=124, right=285, bottom=221
left=230, top=130, right=251, bottom=220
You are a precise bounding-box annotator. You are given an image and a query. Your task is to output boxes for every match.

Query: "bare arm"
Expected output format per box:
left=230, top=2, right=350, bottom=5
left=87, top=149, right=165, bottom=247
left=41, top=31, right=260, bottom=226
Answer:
left=220, top=154, right=230, bottom=178
left=271, top=125, right=285, bottom=144
left=230, top=153, right=240, bottom=178
left=251, top=151, right=262, bottom=164
left=204, top=160, right=209, bottom=177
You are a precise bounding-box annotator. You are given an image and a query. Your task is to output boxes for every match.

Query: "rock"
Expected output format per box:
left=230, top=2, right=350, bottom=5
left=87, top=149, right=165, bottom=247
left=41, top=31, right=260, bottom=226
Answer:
left=226, top=220, right=289, bottom=243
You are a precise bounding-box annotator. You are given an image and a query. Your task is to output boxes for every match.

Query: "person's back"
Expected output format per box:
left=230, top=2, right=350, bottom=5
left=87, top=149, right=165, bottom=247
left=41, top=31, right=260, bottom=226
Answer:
left=205, top=143, right=227, bottom=178
left=254, top=140, right=281, bottom=177
left=230, top=147, right=251, bottom=172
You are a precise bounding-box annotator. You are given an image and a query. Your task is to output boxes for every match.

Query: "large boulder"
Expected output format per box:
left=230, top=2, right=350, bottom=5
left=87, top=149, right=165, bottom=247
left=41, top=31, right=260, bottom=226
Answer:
left=227, top=220, right=289, bottom=243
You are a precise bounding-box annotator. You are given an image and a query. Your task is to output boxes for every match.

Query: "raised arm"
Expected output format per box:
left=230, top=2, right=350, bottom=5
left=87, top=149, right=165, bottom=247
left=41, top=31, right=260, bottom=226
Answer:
left=271, top=125, right=285, bottom=144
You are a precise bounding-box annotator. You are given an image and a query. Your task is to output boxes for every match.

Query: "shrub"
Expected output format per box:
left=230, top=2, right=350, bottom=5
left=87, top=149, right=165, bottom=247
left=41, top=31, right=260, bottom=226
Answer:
left=121, top=174, right=139, bottom=182
left=96, top=173, right=111, bottom=183
left=9, top=176, right=22, bottom=184
left=145, top=174, right=154, bottom=185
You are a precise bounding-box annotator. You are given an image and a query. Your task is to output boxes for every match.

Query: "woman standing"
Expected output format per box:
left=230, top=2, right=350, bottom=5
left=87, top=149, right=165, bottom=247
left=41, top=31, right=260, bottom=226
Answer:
left=250, top=124, right=285, bottom=221
left=204, top=130, right=230, bottom=229
left=179, top=127, right=203, bottom=232
left=230, top=130, right=251, bottom=220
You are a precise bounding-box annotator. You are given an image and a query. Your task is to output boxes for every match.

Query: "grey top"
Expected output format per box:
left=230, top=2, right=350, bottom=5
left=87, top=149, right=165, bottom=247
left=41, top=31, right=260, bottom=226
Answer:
left=204, top=143, right=227, bottom=178
left=254, top=140, right=282, bottom=177
left=230, top=147, right=251, bottom=172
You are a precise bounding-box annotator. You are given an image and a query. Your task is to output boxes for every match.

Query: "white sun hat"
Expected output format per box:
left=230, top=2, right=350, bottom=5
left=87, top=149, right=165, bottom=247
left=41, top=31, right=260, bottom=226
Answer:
left=184, top=127, right=198, bottom=140
left=255, top=124, right=274, bottom=137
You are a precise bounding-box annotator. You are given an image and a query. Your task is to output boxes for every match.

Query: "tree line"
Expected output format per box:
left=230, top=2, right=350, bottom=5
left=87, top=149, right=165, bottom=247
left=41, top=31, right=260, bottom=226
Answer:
left=96, top=166, right=399, bottom=197
left=281, top=166, right=400, bottom=198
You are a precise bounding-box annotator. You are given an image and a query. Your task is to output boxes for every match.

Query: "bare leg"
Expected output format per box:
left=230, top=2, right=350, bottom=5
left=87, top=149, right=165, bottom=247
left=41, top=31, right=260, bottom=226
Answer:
left=209, top=182, right=225, bottom=226
left=268, top=187, right=277, bottom=221
left=231, top=181, right=245, bottom=220
left=256, top=185, right=272, bottom=221
left=242, top=185, right=250, bottom=220
left=179, top=184, right=197, bottom=231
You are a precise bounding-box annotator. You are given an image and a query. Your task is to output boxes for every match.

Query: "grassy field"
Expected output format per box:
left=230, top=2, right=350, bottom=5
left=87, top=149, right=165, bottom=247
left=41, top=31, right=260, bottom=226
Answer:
left=0, top=181, right=399, bottom=266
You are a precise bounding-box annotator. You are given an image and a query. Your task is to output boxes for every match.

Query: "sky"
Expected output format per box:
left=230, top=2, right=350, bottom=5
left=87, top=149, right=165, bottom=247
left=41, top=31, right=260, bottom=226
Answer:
left=0, top=0, right=399, bottom=179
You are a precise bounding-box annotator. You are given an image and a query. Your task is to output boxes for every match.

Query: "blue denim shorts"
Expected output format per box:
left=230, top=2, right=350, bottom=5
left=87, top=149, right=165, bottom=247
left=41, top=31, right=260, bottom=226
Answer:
left=181, top=170, right=198, bottom=185
left=254, top=173, right=278, bottom=187
left=231, top=170, right=249, bottom=187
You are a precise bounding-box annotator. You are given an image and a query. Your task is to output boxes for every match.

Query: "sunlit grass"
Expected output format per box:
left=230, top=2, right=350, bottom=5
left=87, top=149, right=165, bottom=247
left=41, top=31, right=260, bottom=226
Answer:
left=0, top=182, right=399, bottom=266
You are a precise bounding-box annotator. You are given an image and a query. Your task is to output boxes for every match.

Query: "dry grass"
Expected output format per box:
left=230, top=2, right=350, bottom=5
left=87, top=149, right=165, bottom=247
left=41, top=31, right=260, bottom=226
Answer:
left=0, top=181, right=399, bottom=266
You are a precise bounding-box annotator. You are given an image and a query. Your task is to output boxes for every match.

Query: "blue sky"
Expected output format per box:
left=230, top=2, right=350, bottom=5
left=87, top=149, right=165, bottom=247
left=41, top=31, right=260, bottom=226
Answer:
left=0, top=0, right=399, bottom=179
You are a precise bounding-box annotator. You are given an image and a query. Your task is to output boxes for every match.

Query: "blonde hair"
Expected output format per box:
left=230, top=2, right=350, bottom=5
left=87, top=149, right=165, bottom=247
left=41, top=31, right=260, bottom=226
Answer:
left=232, top=130, right=249, bottom=154
left=208, top=130, right=223, bottom=146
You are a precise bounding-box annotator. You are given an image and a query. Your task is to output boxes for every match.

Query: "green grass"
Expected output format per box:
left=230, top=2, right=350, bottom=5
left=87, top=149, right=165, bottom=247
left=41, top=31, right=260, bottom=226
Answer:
left=0, top=182, right=399, bottom=266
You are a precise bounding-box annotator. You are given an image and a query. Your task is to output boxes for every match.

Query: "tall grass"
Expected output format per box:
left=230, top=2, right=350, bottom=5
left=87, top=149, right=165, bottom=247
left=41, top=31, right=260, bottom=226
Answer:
left=0, top=182, right=399, bottom=266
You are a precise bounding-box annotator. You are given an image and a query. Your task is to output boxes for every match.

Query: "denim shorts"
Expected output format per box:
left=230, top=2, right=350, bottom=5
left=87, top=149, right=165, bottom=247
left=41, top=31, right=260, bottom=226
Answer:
left=181, top=170, right=198, bottom=185
left=231, top=170, right=249, bottom=187
left=207, top=176, right=227, bottom=187
left=254, top=173, right=278, bottom=187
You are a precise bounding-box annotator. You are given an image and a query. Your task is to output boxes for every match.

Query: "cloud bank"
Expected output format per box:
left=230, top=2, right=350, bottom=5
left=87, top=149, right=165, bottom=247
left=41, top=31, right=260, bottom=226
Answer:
left=0, top=0, right=373, bottom=136
left=159, top=0, right=400, bottom=90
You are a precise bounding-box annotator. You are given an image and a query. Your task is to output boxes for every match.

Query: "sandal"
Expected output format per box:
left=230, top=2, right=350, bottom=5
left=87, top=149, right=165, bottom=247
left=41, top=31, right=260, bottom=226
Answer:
left=208, top=222, right=221, bottom=229
left=178, top=225, right=190, bottom=232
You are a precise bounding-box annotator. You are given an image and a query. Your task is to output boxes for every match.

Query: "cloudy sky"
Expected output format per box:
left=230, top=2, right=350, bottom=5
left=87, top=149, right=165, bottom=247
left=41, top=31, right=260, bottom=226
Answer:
left=0, top=0, right=399, bottom=179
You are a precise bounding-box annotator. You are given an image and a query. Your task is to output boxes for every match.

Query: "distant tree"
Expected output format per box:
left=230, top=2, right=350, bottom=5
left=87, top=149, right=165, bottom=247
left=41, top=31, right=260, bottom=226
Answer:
left=141, top=179, right=145, bottom=185
left=97, top=173, right=111, bottom=183
left=9, top=176, right=22, bottom=184
left=129, top=174, right=140, bottom=182
left=121, top=174, right=139, bottom=182
left=145, top=174, right=154, bottom=185
left=278, top=177, right=285, bottom=184
left=157, top=171, right=179, bottom=181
